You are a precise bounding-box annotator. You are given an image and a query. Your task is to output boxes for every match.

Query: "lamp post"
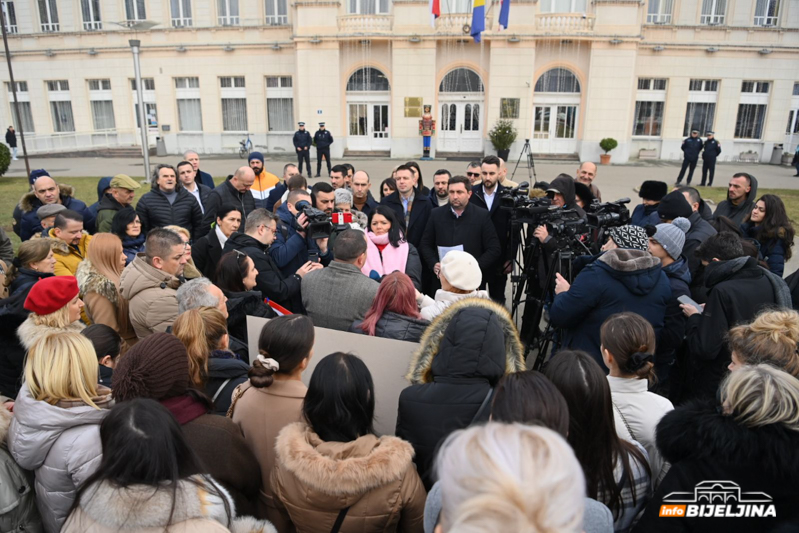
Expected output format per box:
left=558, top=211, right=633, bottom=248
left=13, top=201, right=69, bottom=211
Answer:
left=129, top=39, right=150, bottom=178
left=0, top=6, right=30, bottom=178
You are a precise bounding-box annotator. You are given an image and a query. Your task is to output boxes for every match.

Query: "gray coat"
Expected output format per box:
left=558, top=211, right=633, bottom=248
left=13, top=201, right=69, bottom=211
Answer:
left=302, top=261, right=379, bottom=331
left=0, top=407, right=42, bottom=533
left=8, top=384, right=110, bottom=533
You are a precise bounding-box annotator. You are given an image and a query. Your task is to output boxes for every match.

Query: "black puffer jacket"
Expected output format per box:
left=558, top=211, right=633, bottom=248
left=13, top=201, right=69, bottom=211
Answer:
left=633, top=401, right=799, bottom=532
left=198, top=179, right=256, bottom=238
left=0, top=287, right=35, bottom=398
left=8, top=268, right=53, bottom=297
left=684, top=211, right=717, bottom=277
left=395, top=298, right=526, bottom=489
left=135, top=185, right=203, bottom=240
left=349, top=311, right=429, bottom=343
left=223, top=289, right=277, bottom=344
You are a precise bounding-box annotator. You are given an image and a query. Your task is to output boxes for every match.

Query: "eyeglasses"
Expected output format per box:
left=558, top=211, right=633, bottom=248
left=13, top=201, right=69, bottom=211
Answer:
left=467, top=172, right=481, bottom=177
left=259, top=224, right=278, bottom=235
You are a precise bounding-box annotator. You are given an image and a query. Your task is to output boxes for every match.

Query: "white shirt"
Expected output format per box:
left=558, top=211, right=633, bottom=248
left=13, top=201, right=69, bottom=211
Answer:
left=215, top=224, right=229, bottom=248
left=483, top=187, right=496, bottom=211
left=186, top=183, right=204, bottom=214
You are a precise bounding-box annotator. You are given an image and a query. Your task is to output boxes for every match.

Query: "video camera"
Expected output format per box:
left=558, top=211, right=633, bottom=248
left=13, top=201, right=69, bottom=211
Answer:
left=499, top=183, right=558, bottom=224
left=294, top=200, right=333, bottom=240
left=585, top=198, right=631, bottom=229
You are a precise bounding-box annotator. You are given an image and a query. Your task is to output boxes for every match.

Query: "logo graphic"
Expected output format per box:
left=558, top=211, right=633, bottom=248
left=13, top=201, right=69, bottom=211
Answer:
left=659, top=481, right=776, bottom=518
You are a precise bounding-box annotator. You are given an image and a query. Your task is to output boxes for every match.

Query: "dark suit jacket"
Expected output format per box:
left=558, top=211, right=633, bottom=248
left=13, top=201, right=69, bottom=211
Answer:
left=192, top=228, right=224, bottom=279
left=470, top=183, right=511, bottom=264
left=380, top=189, right=433, bottom=249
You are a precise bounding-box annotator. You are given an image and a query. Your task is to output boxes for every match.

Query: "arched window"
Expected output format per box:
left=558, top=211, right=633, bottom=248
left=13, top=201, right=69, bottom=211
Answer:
left=439, top=68, right=484, bottom=93
left=346, top=67, right=390, bottom=92
left=534, top=68, right=580, bottom=93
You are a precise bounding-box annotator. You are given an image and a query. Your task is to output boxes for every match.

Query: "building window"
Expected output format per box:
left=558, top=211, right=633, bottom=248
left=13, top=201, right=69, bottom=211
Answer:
left=47, top=80, right=74, bottom=133
left=131, top=78, right=155, bottom=91
left=754, top=0, right=779, bottom=26
left=500, top=98, right=520, bottom=119
left=38, top=0, right=59, bottom=32
left=175, top=77, right=202, bottom=131
left=534, top=68, right=580, bottom=93
left=683, top=103, right=715, bottom=137
left=217, top=0, right=239, bottom=25
left=632, top=102, right=664, bottom=136
left=440, top=68, right=484, bottom=93
left=347, top=68, right=390, bottom=92
left=2, top=2, right=18, bottom=34
left=265, top=0, right=287, bottom=25
left=220, top=76, right=245, bottom=88
left=637, top=78, right=667, bottom=91
left=793, top=82, right=799, bottom=96
left=349, top=0, right=389, bottom=14
left=688, top=79, right=718, bottom=92
left=266, top=76, right=293, bottom=132
left=540, top=0, right=587, bottom=13
left=125, top=0, right=146, bottom=21
left=700, top=0, right=725, bottom=24
left=88, top=79, right=115, bottom=130
left=6, top=82, right=33, bottom=132
left=81, top=0, right=101, bottom=30
left=735, top=104, right=767, bottom=139
left=220, top=77, right=247, bottom=132
left=440, top=0, right=470, bottom=13
left=741, top=80, right=770, bottom=93
left=786, top=110, right=799, bottom=135
left=171, top=0, right=192, bottom=27
left=646, top=0, right=673, bottom=24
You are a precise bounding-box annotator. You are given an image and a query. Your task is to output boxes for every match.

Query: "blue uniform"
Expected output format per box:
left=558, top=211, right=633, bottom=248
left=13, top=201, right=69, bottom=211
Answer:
left=677, top=136, right=704, bottom=185
left=293, top=129, right=312, bottom=176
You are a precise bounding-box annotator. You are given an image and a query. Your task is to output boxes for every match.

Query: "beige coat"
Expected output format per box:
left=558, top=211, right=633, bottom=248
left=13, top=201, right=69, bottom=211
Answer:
left=271, top=422, right=426, bottom=533
left=75, top=259, right=138, bottom=350
left=229, top=380, right=307, bottom=521
left=119, top=255, right=181, bottom=339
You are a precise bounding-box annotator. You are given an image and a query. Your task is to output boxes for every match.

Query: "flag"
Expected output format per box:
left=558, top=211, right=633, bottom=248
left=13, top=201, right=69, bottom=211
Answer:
left=430, top=0, right=440, bottom=27
left=471, top=0, right=485, bottom=43
left=266, top=299, right=291, bottom=316
left=499, top=0, right=510, bottom=30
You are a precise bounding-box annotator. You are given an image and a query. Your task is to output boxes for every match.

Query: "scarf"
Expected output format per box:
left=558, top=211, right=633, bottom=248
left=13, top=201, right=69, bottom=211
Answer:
left=362, top=231, right=409, bottom=281
left=160, top=394, right=208, bottom=425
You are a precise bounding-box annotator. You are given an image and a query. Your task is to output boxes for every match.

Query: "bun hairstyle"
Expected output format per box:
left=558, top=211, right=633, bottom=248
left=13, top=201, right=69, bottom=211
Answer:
left=250, top=315, right=314, bottom=388
left=728, top=309, right=799, bottom=378
left=600, top=312, right=657, bottom=383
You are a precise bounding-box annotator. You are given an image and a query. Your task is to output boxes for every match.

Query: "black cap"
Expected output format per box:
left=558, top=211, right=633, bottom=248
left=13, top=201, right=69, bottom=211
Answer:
left=657, top=190, right=693, bottom=221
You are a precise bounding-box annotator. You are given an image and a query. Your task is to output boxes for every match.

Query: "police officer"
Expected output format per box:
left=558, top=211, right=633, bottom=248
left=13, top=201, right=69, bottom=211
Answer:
left=313, top=122, right=334, bottom=178
left=676, top=129, right=703, bottom=185
left=700, top=131, right=721, bottom=187
left=293, top=122, right=312, bottom=177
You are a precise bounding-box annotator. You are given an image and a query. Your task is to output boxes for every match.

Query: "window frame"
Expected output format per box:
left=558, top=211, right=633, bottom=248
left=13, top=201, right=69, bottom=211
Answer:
left=265, top=0, right=288, bottom=25
left=81, top=0, right=102, bottom=30
left=349, top=0, right=389, bottom=15
left=171, top=0, right=192, bottom=27
left=700, top=0, right=725, bottom=25
left=734, top=103, right=767, bottom=139
left=2, top=1, right=18, bottom=34
left=500, top=98, right=520, bottom=119
left=38, top=0, right=59, bottom=32
left=646, top=0, right=673, bottom=24
left=754, top=0, right=779, bottom=26
left=217, top=0, right=239, bottom=25
left=125, top=0, right=146, bottom=22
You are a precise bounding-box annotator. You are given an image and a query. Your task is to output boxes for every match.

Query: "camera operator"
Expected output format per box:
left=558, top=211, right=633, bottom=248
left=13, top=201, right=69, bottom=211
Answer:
left=532, top=174, right=586, bottom=245
left=270, top=189, right=332, bottom=278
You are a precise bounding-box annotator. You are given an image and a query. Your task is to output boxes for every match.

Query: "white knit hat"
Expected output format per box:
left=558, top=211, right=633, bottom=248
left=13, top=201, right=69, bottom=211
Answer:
left=440, top=250, right=481, bottom=291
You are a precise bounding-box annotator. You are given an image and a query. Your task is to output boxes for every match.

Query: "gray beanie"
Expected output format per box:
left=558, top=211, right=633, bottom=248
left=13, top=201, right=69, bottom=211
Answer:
left=653, top=217, right=691, bottom=260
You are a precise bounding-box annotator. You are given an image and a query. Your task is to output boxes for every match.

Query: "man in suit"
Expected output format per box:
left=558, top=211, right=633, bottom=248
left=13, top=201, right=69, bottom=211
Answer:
left=471, top=155, right=511, bottom=304
left=379, top=163, right=433, bottom=250
left=293, top=122, right=312, bottom=177
left=301, top=229, right=379, bottom=331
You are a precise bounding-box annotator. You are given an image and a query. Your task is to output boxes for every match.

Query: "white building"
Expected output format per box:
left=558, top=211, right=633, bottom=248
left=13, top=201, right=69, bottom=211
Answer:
left=0, top=0, right=798, bottom=162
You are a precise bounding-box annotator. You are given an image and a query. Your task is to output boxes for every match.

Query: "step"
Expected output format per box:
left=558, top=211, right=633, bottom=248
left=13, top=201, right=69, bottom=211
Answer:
left=434, top=152, right=484, bottom=161
left=33, top=146, right=149, bottom=158
left=343, top=150, right=391, bottom=158
left=530, top=153, right=580, bottom=162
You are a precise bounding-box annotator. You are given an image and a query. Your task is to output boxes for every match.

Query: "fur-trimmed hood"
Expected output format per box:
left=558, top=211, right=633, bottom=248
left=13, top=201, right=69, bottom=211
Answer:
left=75, top=259, right=119, bottom=305
left=656, top=400, right=799, bottom=482
left=275, top=422, right=415, bottom=500
left=595, top=248, right=663, bottom=296
left=42, top=228, right=91, bottom=257
left=18, top=184, right=77, bottom=213
left=407, top=297, right=525, bottom=385
left=65, top=476, right=276, bottom=533
left=16, top=316, right=84, bottom=350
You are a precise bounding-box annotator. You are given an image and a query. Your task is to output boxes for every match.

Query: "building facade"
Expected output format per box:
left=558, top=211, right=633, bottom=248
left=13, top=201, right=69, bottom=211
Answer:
left=1, top=0, right=798, bottom=162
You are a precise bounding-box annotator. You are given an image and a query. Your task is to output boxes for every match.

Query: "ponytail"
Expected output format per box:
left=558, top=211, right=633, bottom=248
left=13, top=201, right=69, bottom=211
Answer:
left=173, top=307, right=228, bottom=389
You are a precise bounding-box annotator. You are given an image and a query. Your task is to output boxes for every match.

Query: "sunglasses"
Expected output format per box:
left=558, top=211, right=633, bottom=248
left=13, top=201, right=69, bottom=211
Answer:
left=467, top=172, right=481, bottom=177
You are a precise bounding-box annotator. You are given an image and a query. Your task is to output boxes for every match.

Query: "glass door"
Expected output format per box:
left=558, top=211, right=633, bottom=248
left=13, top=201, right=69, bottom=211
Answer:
left=370, top=104, right=390, bottom=150
left=438, top=101, right=482, bottom=153
left=530, top=104, right=578, bottom=154
left=348, top=102, right=390, bottom=151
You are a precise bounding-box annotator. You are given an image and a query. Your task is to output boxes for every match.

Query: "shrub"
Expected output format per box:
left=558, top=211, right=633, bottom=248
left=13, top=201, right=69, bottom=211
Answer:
left=599, top=138, right=618, bottom=154
left=488, top=119, right=518, bottom=151
left=0, top=144, right=10, bottom=177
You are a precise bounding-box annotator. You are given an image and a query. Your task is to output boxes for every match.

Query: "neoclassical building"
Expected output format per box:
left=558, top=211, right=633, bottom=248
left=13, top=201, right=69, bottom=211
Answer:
left=1, top=0, right=798, bottom=162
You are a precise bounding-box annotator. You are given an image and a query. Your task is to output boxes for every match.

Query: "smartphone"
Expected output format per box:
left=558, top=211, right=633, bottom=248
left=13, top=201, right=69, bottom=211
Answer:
left=308, top=251, right=319, bottom=263
left=677, top=295, right=703, bottom=314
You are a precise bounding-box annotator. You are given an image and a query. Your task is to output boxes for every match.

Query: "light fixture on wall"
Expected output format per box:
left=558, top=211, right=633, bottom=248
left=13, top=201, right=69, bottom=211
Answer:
left=45, top=49, right=54, bottom=57
left=609, top=38, right=622, bottom=45
left=706, top=46, right=718, bottom=53
left=272, top=43, right=281, bottom=50
left=653, top=45, right=665, bottom=52
left=310, top=36, right=321, bottom=44
left=87, top=48, right=98, bottom=55
left=223, top=44, right=234, bottom=52
left=176, top=45, right=187, bottom=52
left=758, top=48, right=772, bottom=55
left=409, top=35, right=421, bottom=43
left=508, top=35, right=520, bottom=43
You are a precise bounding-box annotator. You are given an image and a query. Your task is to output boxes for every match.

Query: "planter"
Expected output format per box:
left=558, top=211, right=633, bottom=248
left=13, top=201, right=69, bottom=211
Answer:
left=600, top=154, right=611, bottom=165
left=497, top=148, right=510, bottom=161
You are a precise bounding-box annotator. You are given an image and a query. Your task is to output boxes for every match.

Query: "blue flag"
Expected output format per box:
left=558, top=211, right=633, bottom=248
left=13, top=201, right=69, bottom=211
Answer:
left=499, top=0, right=510, bottom=29
left=471, top=0, right=485, bottom=43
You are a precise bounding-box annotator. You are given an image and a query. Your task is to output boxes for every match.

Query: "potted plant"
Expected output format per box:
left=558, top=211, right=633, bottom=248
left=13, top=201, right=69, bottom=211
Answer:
left=488, top=119, right=517, bottom=161
left=599, top=137, right=618, bottom=165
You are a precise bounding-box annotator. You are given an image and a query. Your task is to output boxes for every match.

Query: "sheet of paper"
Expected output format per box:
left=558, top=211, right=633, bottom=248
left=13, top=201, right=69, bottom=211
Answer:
left=438, top=244, right=464, bottom=261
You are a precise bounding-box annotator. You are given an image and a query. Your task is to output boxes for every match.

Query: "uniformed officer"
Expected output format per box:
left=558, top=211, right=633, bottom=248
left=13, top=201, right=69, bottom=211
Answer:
left=676, top=129, right=704, bottom=185
left=293, top=122, right=312, bottom=176
left=313, top=122, right=334, bottom=178
left=700, top=131, right=721, bottom=187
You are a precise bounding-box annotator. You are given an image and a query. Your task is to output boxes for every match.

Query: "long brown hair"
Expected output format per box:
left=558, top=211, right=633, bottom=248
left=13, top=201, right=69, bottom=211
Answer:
left=5, top=238, right=53, bottom=288
left=600, top=312, right=656, bottom=384
left=251, top=315, right=314, bottom=388
left=87, top=233, right=125, bottom=287
left=172, top=307, right=228, bottom=388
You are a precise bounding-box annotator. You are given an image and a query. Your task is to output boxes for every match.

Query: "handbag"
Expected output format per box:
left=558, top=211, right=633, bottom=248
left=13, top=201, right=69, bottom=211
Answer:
left=330, top=506, right=351, bottom=533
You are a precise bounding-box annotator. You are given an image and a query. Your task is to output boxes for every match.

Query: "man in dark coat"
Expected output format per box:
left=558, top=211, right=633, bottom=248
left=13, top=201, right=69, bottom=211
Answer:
left=223, top=208, right=317, bottom=313
left=674, top=232, right=790, bottom=403
left=714, top=173, right=758, bottom=226
left=313, top=122, right=333, bottom=178
left=676, top=129, right=703, bottom=185
left=184, top=150, right=215, bottom=189
left=470, top=155, right=511, bottom=304
left=630, top=180, right=667, bottom=227
left=293, top=122, right=312, bottom=177
left=380, top=164, right=433, bottom=250
left=135, top=164, right=203, bottom=240
left=351, top=170, right=378, bottom=217
left=420, top=175, right=501, bottom=295
left=700, top=131, right=721, bottom=186
left=13, top=170, right=94, bottom=241
left=270, top=190, right=332, bottom=278
left=5, top=125, right=17, bottom=160
left=549, top=247, right=671, bottom=369
left=675, top=187, right=718, bottom=276
left=198, top=166, right=256, bottom=238
left=177, top=160, right=212, bottom=214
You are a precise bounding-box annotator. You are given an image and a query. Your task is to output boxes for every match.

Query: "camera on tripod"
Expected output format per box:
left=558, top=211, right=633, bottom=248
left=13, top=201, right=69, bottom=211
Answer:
left=585, top=198, right=631, bottom=229
left=499, top=185, right=557, bottom=223
left=294, top=200, right=333, bottom=239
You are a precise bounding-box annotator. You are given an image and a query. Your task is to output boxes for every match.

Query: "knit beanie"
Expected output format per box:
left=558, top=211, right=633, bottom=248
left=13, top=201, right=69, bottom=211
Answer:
left=657, top=191, right=693, bottom=221
left=24, top=276, right=79, bottom=315
left=606, top=225, right=649, bottom=251
left=248, top=151, right=264, bottom=164
left=440, top=250, right=481, bottom=291
left=639, top=180, right=668, bottom=202
left=29, top=169, right=50, bottom=186
left=652, top=217, right=691, bottom=260
left=112, top=332, right=190, bottom=402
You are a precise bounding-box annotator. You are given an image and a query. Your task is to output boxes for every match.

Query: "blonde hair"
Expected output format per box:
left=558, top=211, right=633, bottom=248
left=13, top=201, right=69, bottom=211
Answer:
left=163, top=225, right=190, bottom=242
left=172, top=307, right=228, bottom=388
left=436, top=422, right=585, bottom=533
left=728, top=309, right=799, bottom=378
left=30, top=302, right=76, bottom=328
left=25, top=331, right=99, bottom=407
left=721, top=364, right=799, bottom=431
left=5, top=239, right=53, bottom=288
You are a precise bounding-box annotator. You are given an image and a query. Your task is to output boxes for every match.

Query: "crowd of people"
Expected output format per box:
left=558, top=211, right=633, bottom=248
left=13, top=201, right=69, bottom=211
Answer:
left=0, top=151, right=797, bottom=533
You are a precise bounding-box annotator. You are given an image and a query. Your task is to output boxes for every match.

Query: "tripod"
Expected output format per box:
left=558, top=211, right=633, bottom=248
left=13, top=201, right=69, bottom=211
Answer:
left=511, top=138, right=537, bottom=184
